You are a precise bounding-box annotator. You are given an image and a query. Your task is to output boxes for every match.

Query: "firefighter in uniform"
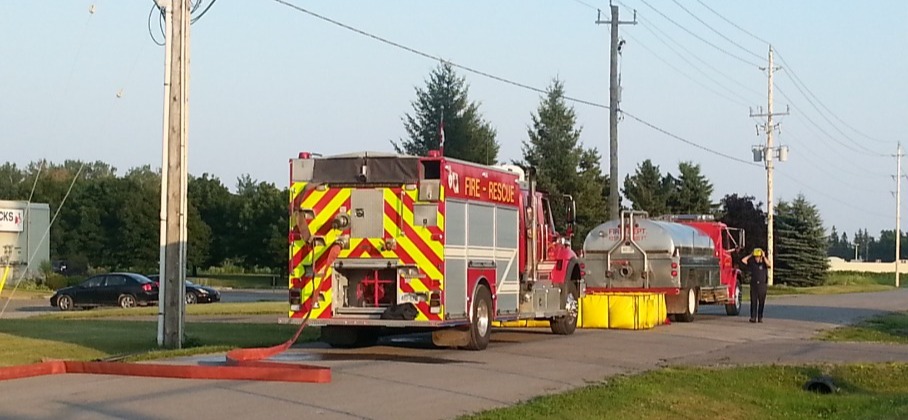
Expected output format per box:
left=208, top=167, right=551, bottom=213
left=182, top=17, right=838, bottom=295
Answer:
left=742, top=248, right=771, bottom=323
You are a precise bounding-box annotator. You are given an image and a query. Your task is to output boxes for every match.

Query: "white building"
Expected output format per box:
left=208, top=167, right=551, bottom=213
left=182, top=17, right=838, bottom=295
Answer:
left=0, top=200, right=51, bottom=281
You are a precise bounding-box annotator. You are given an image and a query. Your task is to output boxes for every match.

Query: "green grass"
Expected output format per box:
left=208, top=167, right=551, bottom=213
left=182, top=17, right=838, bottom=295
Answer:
left=462, top=363, right=908, bottom=420
left=0, top=319, right=317, bottom=366
left=739, top=271, right=899, bottom=301
left=820, top=311, right=908, bottom=344
left=35, top=301, right=287, bottom=320
left=192, top=274, right=280, bottom=290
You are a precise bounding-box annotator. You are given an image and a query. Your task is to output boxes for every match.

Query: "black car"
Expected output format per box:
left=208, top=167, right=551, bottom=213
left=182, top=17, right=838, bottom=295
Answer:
left=145, top=275, right=221, bottom=304
left=50, top=273, right=159, bottom=311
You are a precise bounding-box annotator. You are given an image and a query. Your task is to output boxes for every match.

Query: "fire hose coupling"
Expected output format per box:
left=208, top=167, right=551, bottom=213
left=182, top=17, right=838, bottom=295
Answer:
left=383, top=237, right=397, bottom=251
left=335, top=235, right=351, bottom=249
left=618, top=265, right=634, bottom=278
left=332, top=213, right=350, bottom=230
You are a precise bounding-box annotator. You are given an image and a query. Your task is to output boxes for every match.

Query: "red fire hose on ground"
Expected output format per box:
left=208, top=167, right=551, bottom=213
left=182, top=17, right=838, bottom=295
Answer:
left=0, top=245, right=340, bottom=384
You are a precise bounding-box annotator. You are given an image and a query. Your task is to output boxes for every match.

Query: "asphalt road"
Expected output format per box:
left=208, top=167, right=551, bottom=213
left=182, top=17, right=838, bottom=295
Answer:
left=1, top=289, right=908, bottom=420
left=0, top=288, right=284, bottom=319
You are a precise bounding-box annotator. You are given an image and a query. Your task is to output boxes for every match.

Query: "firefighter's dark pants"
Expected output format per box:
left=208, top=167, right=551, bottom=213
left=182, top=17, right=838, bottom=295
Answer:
left=750, top=281, right=767, bottom=321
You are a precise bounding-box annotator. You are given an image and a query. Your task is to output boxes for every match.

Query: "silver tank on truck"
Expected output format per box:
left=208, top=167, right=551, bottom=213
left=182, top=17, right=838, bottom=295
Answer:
left=582, top=211, right=718, bottom=290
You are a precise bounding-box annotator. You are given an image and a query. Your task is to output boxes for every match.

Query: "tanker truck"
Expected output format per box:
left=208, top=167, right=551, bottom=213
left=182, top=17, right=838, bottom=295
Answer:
left=582, top=211, right=744, bottom=322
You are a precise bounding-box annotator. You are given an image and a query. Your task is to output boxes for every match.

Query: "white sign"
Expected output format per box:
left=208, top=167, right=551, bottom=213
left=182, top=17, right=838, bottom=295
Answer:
left=0, top=209, right=24, bottom=232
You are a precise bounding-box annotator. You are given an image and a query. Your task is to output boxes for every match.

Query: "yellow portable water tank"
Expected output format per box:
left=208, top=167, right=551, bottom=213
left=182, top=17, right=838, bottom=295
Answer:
left=579, top=292, right=667, bottom=330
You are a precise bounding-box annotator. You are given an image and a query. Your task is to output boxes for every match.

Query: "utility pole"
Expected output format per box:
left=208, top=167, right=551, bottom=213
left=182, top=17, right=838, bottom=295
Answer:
left=750, top=45, right=788, bottom=286
left=596, top=4, right=636, bottom=220
left=896, top=142, right=903, bottom=288
left=157, top=0, right=190, bottom=349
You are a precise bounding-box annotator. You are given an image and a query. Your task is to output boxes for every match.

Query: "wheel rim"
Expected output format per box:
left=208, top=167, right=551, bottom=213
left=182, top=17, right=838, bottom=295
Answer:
left=476, top=299, right=490, bottom=337
left=565, top=293, right=579, bottom=320
left=186, top=293, right=195, bottom=304
left=735, top=286, right=742, bottom=310
left=688, top=288, right=696, bottom=313
left=121, top=296, right=136, bottom=308
left=60, top=296, right=71, bottom=310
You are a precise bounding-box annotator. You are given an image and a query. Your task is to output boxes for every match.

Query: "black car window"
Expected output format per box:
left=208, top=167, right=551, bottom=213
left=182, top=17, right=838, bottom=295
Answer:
left=82, top=277, right=103, bottom=288
left=104, top=276, right=128, bottom=287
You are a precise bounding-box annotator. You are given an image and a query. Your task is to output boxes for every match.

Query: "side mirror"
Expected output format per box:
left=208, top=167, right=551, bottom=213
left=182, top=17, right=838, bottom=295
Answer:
left=563, top=194, right=576, bottom=239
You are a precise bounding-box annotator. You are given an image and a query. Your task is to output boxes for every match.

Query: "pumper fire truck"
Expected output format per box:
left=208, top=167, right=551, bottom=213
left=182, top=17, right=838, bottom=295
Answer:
left=582, top=211, right=745, bottom=322
left=287, top=151, right=583, bottom=350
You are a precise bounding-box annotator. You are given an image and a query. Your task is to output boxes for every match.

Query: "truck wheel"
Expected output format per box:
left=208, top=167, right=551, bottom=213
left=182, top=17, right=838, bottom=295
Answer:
left=551, top=280, right=579, bottom=335
left=465, top=285, right=492, bottom=350
left=675, top=288, right=699, bottom=322
left=321, top=326, right=379, bottom=348
left=725, top=282, right=742, bottom=316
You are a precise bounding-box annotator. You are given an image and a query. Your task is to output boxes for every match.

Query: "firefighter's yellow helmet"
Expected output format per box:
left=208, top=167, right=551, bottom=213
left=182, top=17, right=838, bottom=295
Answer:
left=752, top=248, right=764, bottom=257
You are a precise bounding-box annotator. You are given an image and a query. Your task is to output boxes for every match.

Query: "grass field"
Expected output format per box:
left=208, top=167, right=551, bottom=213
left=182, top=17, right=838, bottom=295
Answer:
left=462, top=363, right=908, bottom=420
left=34, top=301, right=286, bottom=320
left=738, top=271, right=900, bottom=301
left=0, top=319, right=316, bottom=366
left=192, top=274, right=280, bottom=289
left=819, top=311, right=908, bottom=345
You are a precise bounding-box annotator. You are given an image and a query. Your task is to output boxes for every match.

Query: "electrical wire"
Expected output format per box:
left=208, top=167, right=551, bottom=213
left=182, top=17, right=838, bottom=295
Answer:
left=774, top=169, right=891, bottom=220
left=631, top=0, right=762, bottom=68
left=775, top=50, right=891, bottom=146
left=775, top=83, right=886, bottom=158
left=692, top=0, right=770, bottom=45
left=0, top=163, right=86, bottom=317
left=633, top=19, right=760, bottom=104
left=270, top=0, right=894, bottom=223
left=668, top=0, right=763, bottom=61
left=148, top=0, right=219, bottom=46
left=567, top=0, right=599, bottom=12
left=625, top=4, right=764, bottom=100
left=623, top=32, right=750, bottom=107
left=271, top=0, right=759, bottom=168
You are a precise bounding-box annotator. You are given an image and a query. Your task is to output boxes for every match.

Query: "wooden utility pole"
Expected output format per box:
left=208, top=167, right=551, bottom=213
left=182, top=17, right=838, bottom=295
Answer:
left=157, top=0, right=190, bottom=349
left=896, top=142, right=903, bottom=288
left=596, top=5, right=635, bottom=220
left=750, top=45, right=788, bottom=286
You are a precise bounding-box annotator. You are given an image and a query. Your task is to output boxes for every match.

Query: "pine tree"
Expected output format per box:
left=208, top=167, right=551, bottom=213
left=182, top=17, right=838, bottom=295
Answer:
left=669, top=161, right=714, bottom=214
left=393, top=62, right=499, bottom=165
left=622, top=160, right=672, bottom=216
left=774, top=195, right=829, bottom=286
left=520, top=79, right=608, bottom=247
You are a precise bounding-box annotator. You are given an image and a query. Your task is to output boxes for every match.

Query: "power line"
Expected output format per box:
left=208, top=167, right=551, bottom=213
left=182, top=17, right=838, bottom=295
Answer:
left=775, top=83, right=886, bottom=157
left=272, top=0, right=757, bottom=168
left=631, top=0, right=762, bottom=67
left=633, top=18, right=760, bottom=104
left=625, top=3, right=764, bottom=100
left=621, top=110, right=761, bottom=167
left=692, top=0, right=770, bottom=45
left=668, top=0, right=763, bottom=61
left=781, top=124, right=889, bottom=179
left=567, top=0, right=599, bottom=12
left=775, top=169, right=891, bottom=220
left=775, top=50, right=891, bottom=146
left=623, top=32, right=749, bottom=107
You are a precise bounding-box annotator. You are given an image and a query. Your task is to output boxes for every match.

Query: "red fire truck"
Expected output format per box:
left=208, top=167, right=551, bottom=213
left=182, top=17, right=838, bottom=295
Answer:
left=582, top=211, right=745, bottom=321
left=287, top=151, right=583, bottom=350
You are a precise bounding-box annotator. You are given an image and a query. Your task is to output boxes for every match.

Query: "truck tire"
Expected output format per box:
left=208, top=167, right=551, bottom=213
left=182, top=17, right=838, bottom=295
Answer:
left=675, top=287, right=699, bottom=323
left=321, top=326, right=379, bottom=348
left=464, top=285, right=492, bottom=350
left=550, top=280, right=579, bottom=335
left=725, top=281, right=742, bottom=316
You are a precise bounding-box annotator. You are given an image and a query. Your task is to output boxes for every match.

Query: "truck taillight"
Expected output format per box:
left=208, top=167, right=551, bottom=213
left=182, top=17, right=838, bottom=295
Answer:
left=671, top=262, right=678, bottom=269
left=671, top=270, right=678, bottom=277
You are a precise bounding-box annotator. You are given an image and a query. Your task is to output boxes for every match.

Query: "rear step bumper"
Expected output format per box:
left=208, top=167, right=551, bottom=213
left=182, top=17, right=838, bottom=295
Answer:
left=280, top=317, right=469, bottom=328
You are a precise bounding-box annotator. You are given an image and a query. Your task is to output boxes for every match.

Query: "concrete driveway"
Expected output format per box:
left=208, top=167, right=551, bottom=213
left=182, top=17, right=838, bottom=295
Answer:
left=1, top=289, right=907, bottom=420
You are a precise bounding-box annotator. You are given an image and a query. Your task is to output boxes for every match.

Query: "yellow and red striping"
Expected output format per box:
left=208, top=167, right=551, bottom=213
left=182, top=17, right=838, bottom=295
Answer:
left=289, top=184, right=445, bottom=321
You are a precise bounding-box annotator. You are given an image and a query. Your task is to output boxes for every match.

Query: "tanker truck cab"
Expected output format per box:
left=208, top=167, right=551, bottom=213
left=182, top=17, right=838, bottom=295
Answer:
left=582, top=211, right=744, bottom=322
left=287, top=152, right=583, bottom=350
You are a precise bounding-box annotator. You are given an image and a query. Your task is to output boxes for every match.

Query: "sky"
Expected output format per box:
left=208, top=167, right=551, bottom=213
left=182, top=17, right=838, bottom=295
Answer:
left=2, top=1, right=906, bottom=238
